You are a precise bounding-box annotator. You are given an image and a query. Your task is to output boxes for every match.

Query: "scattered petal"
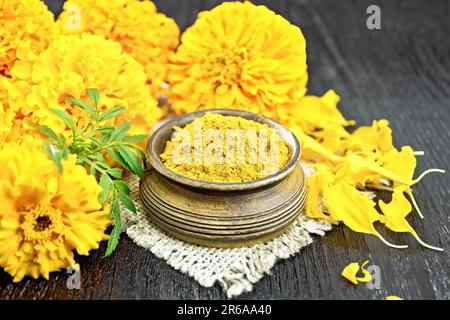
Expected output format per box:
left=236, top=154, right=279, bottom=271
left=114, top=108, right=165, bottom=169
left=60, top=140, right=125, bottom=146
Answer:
left=324, top=181, right=407, bottom=249
left=386, top=296, right=403, bottom=300
left=341, top=260, right=372, bottom=285
left=379, top=187, right=443, bottom=252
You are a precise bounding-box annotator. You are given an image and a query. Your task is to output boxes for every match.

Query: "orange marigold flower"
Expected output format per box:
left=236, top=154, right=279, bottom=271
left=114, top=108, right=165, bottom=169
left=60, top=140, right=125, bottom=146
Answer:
left=2, top=33, right=161, bottom=140
left=55, top=0, right=180, bottom=97
left=0, top=0, right=54, bottom=76
left=168, top=1, right=308, bottom=122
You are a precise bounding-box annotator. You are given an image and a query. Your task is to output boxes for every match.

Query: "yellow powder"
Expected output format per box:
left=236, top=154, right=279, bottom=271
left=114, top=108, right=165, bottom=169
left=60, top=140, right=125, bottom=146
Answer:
left=160, top=113, right=290, bottom=183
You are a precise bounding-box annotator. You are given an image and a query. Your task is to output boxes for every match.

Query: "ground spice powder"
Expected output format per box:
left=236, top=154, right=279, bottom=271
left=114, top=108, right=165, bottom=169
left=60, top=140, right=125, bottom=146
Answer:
left=160, top=113, right=289, bottom=183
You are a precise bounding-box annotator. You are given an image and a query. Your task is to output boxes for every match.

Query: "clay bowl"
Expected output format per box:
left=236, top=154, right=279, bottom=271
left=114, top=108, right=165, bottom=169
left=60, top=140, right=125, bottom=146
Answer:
left=140, top=109, right=306, bottom=248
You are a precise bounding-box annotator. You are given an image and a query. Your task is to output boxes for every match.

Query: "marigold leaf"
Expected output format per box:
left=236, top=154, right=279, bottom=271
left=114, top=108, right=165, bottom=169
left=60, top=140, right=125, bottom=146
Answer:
left=107, top=167, right=123, bottom=179
left=114, top=180, right=130, bottom=195
left=122, top=134, right=148, bottom=143
left=27, top=123, right=59, bottom=142
left=100, top=106, right=127, bottom=122
left=99, top=173, right=111, bottom=205
left=105, top=147, right=132, bottom=172
left=105, top=220, right=121, bottom=257
left=109, top=122, right=131, bottom=142
left=86, top=88, right=100, bottom=108
left=51, top=108, right=76, bottom=133
left=66, top=97, right=97, bottom=120
left=119, top=193, right=136, bottom=214
left=116, top=145, right=144, bottom=179
left=124, top=143, right=147, bottom=163
left=44, top=141, right=63, bottom=173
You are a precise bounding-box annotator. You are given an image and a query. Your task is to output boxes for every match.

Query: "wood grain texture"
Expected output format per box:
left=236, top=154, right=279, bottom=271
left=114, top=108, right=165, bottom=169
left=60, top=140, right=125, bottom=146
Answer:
left=0, top=0, right=449, bottom=300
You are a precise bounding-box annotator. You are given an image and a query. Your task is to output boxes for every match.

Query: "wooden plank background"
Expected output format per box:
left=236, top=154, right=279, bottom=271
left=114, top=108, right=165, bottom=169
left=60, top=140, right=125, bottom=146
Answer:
left=0, top=0, right=448, bottom=300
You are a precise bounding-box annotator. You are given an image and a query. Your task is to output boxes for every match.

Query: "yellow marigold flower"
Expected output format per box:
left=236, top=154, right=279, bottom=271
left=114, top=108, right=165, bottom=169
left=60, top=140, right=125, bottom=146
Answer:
left=0, top=0, right=54, bottom=76
left=341, top=261, right=372, bottom=285
left=3, top=33, right=161, bottom=139
left=0, top=138, right=110, bottom=282
left=168, top=1, right=308, bottom=121
left=55, top=0, right=180, bottom=97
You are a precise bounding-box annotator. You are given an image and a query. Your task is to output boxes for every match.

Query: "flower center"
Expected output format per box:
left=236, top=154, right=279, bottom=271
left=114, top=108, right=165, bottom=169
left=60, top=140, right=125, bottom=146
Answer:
left=205, top=47, right=247, bottom=85
left=35, top=215, right=52, bottom=232
left=20, top=205, right=64, bottom=242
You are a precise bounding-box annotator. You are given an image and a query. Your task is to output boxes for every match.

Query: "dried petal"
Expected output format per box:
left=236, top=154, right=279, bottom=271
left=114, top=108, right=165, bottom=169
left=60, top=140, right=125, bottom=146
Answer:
left=386, top=296, right=403, bottom=300
left=378, top=187, right=443, bottom=252
left=324, top=181, right=407, bottom=249
left=341, top=260, right=372, bottom=285
left=305, top=169, right=338, bottom=223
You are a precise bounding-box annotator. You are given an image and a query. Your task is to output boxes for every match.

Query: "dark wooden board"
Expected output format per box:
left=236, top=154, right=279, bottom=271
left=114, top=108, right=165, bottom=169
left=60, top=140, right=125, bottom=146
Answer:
left=0, top=0, right=448, bottom=300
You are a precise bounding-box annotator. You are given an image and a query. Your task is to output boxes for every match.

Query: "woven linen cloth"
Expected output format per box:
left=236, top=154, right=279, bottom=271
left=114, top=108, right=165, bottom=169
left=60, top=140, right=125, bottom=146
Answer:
left=120, top=163, right=332, bottom=298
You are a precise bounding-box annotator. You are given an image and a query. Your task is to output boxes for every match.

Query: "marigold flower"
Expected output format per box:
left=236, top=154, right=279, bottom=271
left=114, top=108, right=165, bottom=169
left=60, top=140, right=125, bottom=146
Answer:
left=168, top=1, right=308, bottom=122
left=2, top=33, right=161, bottom=139
left=0, top=0, right=54, bottom=76
left=0, top=138, right=110, bottom=282
left=55, top=0, right=180, bottom=97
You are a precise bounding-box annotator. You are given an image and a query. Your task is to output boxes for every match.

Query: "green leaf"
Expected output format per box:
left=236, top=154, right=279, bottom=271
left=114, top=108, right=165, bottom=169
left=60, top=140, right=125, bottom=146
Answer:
left=109, top=122, right=131, bottom=142
left=124, top=143, right=147, bottom=163
left=100, top=106, right=126, bottom=122
left=119, top=193, right=136, bottom=214
left=114, top=180, right=129, bottom=195
left=105, top=147, right=132, bottom=172
left=86, top=88, right=100, bottom=107
left=66, top=97, right=97, bottom=121
left=105, top=218, right=121, bottom=256
left=122, top=134, right=148, bottom=143
left=107, top=167, right=123, bottom=179
left=116, top=144, right=144, bottom=179
left=96, top=126, right=115, bottom=134
left=105, top=196, right=121, bottom=256
left=89, top=136, right=102, bottom=147
left=99, top=173, right=111, bottom=205
left=27, top=123, right=59, bottom=142
left=44, top=141, right=63, bottom=173
left=58, top=133, right=67, bottom=148
left=93, top=152, right=105, bottom=162
left=51, top=108, right=76, bottom=133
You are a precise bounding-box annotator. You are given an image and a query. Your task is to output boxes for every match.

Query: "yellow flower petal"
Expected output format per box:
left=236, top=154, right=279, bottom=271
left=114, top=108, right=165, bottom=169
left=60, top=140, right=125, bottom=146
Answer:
left=351, top=119, right=394, bottom=154
left=341, top=260, right=372, bottom=285
left=386, top=296, right=403, bottom=300
left=378, top=187, right=443, bottom=252
left=305, top=169, right=338, bottom=223
left=324, top=181, right=407, bottom=249
left=341, top=262, right=360, bottom=285
left=356, top=260, right=372, bottom=283
left=290, top=125, right=342, bottom=164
